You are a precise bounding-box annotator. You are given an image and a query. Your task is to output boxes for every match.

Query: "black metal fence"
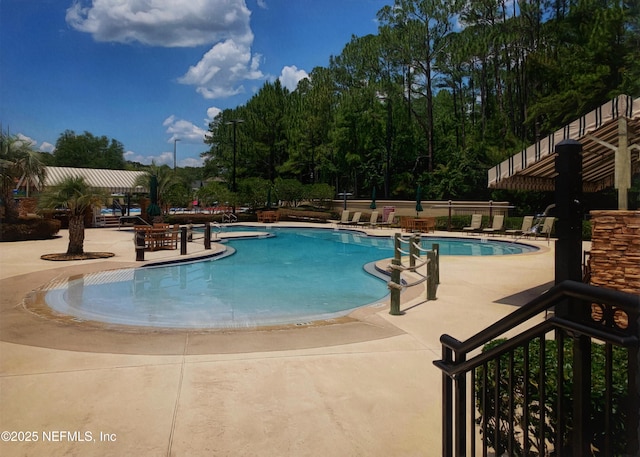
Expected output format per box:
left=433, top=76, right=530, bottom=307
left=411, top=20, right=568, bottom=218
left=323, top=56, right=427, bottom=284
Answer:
left=434, top=281, right=639, bottom=456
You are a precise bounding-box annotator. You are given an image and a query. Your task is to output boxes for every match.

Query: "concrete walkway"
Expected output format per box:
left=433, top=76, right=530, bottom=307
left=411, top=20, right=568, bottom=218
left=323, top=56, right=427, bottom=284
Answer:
left=0, top=224, right=557, bottom=456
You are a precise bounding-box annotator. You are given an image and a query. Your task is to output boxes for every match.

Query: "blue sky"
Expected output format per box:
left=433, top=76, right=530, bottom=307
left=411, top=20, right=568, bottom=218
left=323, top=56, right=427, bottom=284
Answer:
left=1, top=0, right=390, bottom=167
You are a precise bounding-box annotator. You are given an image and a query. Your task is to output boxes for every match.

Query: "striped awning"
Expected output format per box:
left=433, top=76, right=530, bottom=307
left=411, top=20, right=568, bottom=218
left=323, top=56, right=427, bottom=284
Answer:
left=43, top=166, right=148, bottom=194
left=488, top=95, right=640, bottom=193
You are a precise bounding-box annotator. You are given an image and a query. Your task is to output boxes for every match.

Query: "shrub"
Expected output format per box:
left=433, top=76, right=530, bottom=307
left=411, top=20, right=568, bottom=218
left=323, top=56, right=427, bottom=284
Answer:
left=0, top=217, right=61, bottom=241
left=476, top=338, right=629, bottom=455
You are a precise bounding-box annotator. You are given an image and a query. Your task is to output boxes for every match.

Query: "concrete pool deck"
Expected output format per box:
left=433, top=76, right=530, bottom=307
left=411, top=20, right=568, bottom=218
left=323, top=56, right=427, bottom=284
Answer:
left=0, top=223, right=565, bottom=456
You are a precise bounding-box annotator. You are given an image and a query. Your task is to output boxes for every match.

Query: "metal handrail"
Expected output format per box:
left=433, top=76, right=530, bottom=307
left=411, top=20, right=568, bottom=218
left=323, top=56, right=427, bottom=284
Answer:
left=434, top=280, right=640, bottom=456
left=119, top=215, right=150, bottom=229
left=439, top=281, right=638, bottom=356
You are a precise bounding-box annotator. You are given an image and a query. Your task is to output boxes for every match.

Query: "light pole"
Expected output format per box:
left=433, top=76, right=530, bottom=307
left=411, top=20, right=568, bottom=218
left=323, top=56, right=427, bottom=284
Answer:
left=173, top=138, right=181, bottom=171
left=225, top=119, right=244, bottom=193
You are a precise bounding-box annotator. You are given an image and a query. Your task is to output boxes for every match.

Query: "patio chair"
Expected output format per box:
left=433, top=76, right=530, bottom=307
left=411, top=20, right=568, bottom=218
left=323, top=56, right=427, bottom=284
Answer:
left=536, top=217, right=555, bottom=242
left=358, top=210, right=379, bottom=227
left=506, top=216, right=534, bottom=238
left=348, top=211, right=362, bottom=226
left=483, top=214, right=504, bottom=236
left=337, top=210, right=350, bottom=225
left=463, top=214, right=483, bottom=234
left=378, top=211, right=396, bottom=228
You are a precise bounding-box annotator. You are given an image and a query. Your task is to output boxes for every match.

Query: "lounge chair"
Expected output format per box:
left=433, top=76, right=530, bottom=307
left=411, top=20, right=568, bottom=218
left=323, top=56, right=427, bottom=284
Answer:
left=506, top=216, right=534, bottom=238
left=337, top=210, right=350, bottom=225
left=536, top=217, right=555, bottom=242
left=483, top=214, right=504, bottom=236
left=347, top=211, right=362, bottom=226
left=463, top=214, right=483, bottom=234
left=378, top=211, right=396, bottom=228
left=358, top=210, right=379, bottom=227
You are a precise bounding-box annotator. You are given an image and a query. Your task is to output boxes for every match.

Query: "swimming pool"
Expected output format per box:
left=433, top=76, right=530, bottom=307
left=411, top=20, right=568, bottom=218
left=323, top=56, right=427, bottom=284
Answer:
left=45, top=228, right=537, bottom=328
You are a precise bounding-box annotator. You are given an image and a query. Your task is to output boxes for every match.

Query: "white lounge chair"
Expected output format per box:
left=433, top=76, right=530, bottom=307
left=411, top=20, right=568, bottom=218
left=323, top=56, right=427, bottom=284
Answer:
left=483, top=215, right=504, bottom=236
left=378, top=211, right=396, bottom=228
left=348, top=211, right=362, bottom=226
left=506, top=216, right=534, bottom=238
left=536, top=217, right=555, bottom=242
left=337, top=210, right=350, bottom=225
left=358, top=211, right=379, bottom=227
left=463, top=214, right=483, bottom=234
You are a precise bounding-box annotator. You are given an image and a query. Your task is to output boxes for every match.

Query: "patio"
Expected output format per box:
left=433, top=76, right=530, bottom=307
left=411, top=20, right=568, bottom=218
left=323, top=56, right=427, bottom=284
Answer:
left=0, top=224, right=557, bottom=456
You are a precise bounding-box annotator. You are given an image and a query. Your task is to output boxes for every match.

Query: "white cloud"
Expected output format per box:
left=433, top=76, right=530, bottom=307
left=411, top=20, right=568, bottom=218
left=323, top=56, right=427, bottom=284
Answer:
left=256, top=0, right=268, bottom=9
left=66, top=0, right=264, bottom=100
left=163, top=115, right=207, bottom=144
left=123, top=149, right=202, bottom=167
left=65, top=0, right=252, bottom=48
left=16, top=133, right=37, bottom=147
left=180, top=157, right=205, bottom=168
left=178, top=39, right=264, bottom=99
left=206, top=107, right=222, bottom=122
left=279, top=65, right=308, bottom=91
left=39, top=142, right=55, bottom=153
left=14, top=133, right=55, bottom=153
left=124, top=150, right=180, bottom=166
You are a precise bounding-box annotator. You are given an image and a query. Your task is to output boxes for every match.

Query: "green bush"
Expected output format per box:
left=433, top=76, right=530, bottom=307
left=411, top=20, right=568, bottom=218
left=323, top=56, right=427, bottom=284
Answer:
left=476, top=338, right=629, bottom=456
left=0, top=217, right=61, bottom=241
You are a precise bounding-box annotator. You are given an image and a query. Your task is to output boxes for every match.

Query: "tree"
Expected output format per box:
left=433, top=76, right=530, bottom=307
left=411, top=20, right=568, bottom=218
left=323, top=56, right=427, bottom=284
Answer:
left=0, top=132, right=47, bottom=221
left=53, top=130, right=126, bottom=169
left=133, top=164, right=180, bottom=214
left=196, top=181, right=233, bottom=209
left=38, top=177, right=105, bottom=256
left=378, top=0, right=460, bottom=173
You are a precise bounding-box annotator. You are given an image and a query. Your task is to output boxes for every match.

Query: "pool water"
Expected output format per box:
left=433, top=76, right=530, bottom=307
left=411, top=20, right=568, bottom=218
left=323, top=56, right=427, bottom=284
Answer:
left=45, top=228, right=537, bottom=328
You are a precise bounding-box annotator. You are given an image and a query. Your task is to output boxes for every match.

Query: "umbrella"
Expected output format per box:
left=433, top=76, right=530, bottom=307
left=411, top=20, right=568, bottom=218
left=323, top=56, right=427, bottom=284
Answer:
left=147, top=175, right=161, bottom=217
left=415, top=185, right=423, bottom=215
left=369, top=187, right=377, bottom=209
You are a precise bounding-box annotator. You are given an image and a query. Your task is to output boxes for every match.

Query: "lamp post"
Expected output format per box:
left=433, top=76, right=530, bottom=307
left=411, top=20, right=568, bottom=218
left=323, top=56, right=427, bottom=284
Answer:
left=225, top=119, right=244, bottom=193
left=173, top=138, right=181, bottom=171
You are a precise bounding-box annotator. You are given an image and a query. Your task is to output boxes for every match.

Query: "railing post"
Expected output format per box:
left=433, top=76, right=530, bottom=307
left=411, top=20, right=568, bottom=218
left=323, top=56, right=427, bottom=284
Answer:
left=394, top=233, right=401, bottom=262
left=433, top=243, right=440, bottom=284
left=442, top=346, right=453, bottom=457
left=180, top=227, right=187, bottom=255
left=572, top=334, right=592, bottom=456
left=204, top=222, right=211, bottom=250
left=454, top=354, right=467, bottom=457
left=135, top=230, right=145, bottom=261
left=427, top=250, right=437, bottom=300
left=627, top=345, right=640, bottom=455
left=389, top=258, right=402, bottom=315
left=410, top=234, right=419, bottom=269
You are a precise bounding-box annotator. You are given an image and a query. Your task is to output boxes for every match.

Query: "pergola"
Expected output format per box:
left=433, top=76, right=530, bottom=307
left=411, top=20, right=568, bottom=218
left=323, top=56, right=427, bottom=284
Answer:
left=488, top=95, right=640, bottom=209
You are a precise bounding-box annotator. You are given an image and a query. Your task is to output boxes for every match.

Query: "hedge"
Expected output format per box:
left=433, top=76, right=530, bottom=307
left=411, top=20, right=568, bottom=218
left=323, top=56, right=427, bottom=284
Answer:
left=0, top=218, right=61, bottom=241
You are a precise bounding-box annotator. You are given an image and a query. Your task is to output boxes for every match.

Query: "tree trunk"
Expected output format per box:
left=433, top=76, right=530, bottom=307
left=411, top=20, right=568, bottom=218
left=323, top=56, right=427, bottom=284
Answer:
left=67, top=215, right=85, bottom=256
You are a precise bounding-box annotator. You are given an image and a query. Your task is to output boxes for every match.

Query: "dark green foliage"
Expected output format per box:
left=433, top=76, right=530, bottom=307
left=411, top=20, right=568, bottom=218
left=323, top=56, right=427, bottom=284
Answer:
left=200, top=0, right=638, bottom=209
left=53, top=130, right=125, bottom=170
left=0, top=217, right=61, bottom=241
left=476, top=338, right=629, bottom=456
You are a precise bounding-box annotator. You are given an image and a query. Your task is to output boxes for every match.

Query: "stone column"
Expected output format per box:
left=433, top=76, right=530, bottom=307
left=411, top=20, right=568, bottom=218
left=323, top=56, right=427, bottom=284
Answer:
left=589, top=210, right=640, bottom=295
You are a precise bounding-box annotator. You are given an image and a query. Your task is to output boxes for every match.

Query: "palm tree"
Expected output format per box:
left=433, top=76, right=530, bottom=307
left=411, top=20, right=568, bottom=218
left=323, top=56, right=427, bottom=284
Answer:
left=38, top=177, right=105, bottom=256
left=133, top=163, right=180, bottom=217
left=1, top=132, right=47, bottom=221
